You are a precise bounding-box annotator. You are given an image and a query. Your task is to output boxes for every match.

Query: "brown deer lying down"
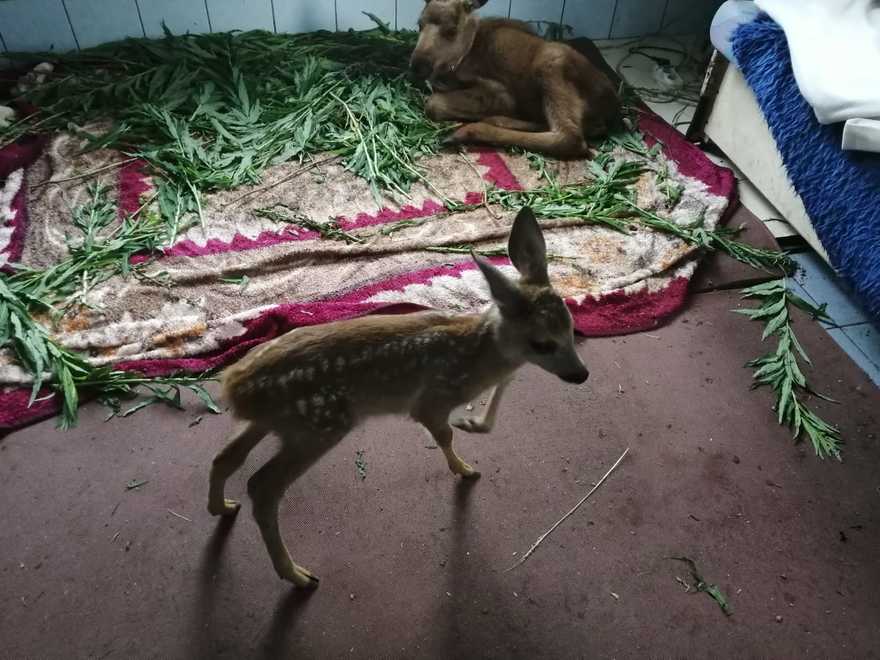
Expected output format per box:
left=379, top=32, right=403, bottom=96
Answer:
left=410, top=0, right=620, bottom=157
left=208, top=208, right=589, bottom=588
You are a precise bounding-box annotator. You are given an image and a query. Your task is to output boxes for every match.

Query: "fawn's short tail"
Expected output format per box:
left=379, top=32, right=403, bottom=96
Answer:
left=220, top=359, right=264, bottom=421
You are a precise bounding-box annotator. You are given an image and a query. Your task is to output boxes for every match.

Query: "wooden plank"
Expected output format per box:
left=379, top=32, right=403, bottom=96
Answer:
left=0, top=0, right=78, bottom=52
left=562, top=0, right=615, bottom=40
left=205, top=0, right=274, bottom=33
left=65, top=0, right=144, bottom=48
left=687, top=49, right=728, bottom=143
left=703, top=64, right=830, bottom=263
left=274, top=0, right=336, bottom=33
left=137, top=0, right=211, bottom=38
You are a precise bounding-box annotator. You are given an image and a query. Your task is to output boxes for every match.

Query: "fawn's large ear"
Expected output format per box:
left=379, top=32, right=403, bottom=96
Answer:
left=474, top=252, right=527, bottom=316
left=464, top=0, right=489, bottom=10
left=507, top=207, right=549, bottom=286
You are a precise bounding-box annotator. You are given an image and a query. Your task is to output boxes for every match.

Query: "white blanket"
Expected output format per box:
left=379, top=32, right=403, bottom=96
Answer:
left=757, top=0, right=880, bottom=125
left=757, top=0, right=880, bottom=152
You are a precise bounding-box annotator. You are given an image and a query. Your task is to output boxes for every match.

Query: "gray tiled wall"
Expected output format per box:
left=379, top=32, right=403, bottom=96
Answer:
left=0, top=0, right=722, bottom=52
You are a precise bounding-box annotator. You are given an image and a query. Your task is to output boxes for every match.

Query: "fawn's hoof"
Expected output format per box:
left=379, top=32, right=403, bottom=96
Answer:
left=455, top=462, right=481, bottom=479
left=284, top=565, right=320, bottom=590
left=451, top=416, right=490, bottom=434
left=208, top=498, right=241, bottom=517
left=442, top=125, right=470, bottom=146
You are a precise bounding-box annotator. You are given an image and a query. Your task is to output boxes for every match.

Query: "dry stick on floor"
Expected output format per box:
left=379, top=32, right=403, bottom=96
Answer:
left=505, top=447, right=630, bottom=572
left=31, top=157, right=138, bottom=190
left=458, top=149, right=500, bottom=220
left=221, top=155, right=339, bottom=209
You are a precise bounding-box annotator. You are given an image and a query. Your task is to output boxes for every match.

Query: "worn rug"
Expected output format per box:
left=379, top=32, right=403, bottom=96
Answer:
left=0, top=110, right=734, bottom=428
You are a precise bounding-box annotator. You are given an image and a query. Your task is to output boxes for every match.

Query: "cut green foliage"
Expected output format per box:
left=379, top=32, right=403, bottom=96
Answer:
left=255, top=204, right=364, bottom=243
left=220, top=275, right=250, bottom=293
left=5, top=184, right=172, bottom=316
left=671, top=556, right=732, bottom=616
left=355, top=450, right=368, bottom=480
left=0, top=185, right=219, bottom=429
left=4, top=24, right=448, bottom=209
left=0, top=26, right=837, bottom=446
left=467, top=152, right=796, bottom=273
left=623, top=201, right=795, bottom=273
left=736, top=279, right=842, bottom=460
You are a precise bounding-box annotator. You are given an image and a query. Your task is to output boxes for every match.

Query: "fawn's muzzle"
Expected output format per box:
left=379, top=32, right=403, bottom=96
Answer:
left=560, top=368, right=589, bottom=384
left=409, top=57, right=432, bottom=81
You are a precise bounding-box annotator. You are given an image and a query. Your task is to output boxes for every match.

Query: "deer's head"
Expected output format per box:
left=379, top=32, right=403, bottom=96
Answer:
left=475, top=208, right=589, bottom=385
left=410, top=0, right=489, bottom=82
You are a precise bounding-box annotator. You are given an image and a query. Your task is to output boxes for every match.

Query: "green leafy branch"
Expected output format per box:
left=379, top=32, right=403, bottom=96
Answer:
left=0, top=185, right=219, bottom=429
left=255, top=204, right=364, bottom=243
left=4, top=23, right=448, bottom=214
left=671, top=556, right=732, bottom=617
left=735, top=280, right=842, bottom=460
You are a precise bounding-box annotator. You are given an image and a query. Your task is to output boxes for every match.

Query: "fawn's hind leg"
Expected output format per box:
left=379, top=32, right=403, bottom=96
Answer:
left=247, top=428, right=346, bottom=589
left=208, top=421, right=267, bottom=516
left=416, top=410, right=480, bottom=479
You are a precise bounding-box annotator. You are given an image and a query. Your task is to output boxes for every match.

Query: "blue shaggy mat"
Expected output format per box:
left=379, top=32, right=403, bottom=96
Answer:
left=732, top=15, right=880, bottom=321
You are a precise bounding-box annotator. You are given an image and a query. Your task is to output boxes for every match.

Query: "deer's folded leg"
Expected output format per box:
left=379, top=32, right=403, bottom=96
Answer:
left=481, top=116, right=547, bottom=132
left=448, top=122, right=588, bottom=158
left=451, top=377, right=512, bottom=434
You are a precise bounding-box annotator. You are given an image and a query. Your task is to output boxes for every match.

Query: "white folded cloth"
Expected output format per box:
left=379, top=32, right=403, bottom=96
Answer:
left=842, top=118, right=880, bottom=153
left=756, top=0, right=880, bottom=152
left=757, top=0, right=880, bottom=124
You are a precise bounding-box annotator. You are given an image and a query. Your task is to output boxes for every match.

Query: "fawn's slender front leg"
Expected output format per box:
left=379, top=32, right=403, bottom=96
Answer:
left=208, top=421, right=267, bottom=516
left=416, top=409, right=480, bottom=479
left=451, top=377, right=512, bottom=434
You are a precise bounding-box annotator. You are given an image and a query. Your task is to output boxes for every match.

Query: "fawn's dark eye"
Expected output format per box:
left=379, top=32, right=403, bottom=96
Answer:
left=529, top=339, right=557, bottom=355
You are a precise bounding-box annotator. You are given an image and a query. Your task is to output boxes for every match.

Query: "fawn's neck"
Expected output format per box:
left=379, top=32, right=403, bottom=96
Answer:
left=465, top=306, right=523, bottom=378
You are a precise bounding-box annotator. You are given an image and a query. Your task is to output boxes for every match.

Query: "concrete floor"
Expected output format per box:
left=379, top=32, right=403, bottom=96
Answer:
left=2, top=207, right=879, bottom=659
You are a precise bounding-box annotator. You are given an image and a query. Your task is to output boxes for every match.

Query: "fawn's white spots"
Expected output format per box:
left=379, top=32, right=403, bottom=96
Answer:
left=305, top=366, right=315, bottom=381
left=296, top=399, right=307, bottom=415
left=335, top=356, right=346, bottom=371
left=320, top=358, right=330, bottom=373
left=311, top=394, right=325, bottom=408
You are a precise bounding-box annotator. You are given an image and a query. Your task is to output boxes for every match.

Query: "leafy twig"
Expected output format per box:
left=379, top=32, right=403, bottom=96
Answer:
left=735, top=279, right=842, bottom=459
left=254, top=204, right=364, bottom=243
left=670, top=556, right=732, bottom=616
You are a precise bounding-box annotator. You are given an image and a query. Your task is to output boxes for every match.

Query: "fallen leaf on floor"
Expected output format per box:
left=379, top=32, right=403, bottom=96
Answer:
left=126, top=478, right=148, bottom=490
left=670, top=556, right=732, bottom=616
left=355, top=450, right=367, bottom=480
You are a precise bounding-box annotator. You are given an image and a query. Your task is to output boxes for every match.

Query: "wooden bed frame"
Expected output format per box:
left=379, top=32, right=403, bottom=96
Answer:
left=688, top=51, right=830, bottom=263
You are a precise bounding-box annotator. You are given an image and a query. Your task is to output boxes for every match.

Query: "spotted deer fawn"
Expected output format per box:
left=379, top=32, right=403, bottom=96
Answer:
left=208, top=207, right=589, bottom=588
left=410, top=0, right=620, bottom=157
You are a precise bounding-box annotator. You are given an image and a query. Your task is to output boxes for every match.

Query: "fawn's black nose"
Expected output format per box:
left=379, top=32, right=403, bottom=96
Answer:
left=410, top=57, right=432, bottom=81
left=561, top=368, right=589, bottom=384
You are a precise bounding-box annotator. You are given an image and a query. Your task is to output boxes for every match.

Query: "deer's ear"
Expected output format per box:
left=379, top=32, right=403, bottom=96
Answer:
left=508, top=207, right=549, bottom=286
left=473, top=252, right=527, bottom=317
left=465, top=0, right=489, bottom=10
